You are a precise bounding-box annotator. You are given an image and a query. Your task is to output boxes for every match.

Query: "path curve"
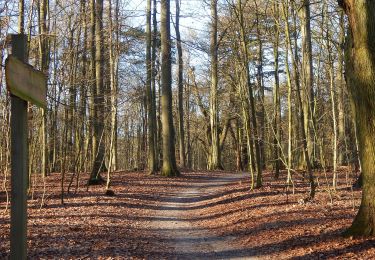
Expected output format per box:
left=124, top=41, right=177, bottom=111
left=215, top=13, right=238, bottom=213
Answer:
left=151, top=172, right=257, bottom=259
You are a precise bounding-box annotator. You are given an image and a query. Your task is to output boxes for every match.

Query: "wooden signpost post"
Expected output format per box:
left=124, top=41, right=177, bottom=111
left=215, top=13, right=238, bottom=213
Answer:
left=6, top=34, right=47, bottom=260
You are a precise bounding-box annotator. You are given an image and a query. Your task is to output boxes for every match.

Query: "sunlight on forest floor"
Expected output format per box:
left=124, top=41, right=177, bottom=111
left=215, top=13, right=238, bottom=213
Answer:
left=1, top=170, right=375, bottom=259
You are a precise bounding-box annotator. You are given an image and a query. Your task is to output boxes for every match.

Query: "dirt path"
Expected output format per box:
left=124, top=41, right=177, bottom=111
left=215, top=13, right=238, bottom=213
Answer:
left=150, top=172, right=254, bottom=259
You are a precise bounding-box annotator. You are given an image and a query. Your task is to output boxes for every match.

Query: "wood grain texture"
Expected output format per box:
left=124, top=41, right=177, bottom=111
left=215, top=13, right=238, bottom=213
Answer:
left=5, top=55, right=47, bottom=109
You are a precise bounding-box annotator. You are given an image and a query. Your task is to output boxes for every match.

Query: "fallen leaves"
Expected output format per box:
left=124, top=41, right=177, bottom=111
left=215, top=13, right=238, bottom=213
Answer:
left=0, top=169, right=373, bottom=259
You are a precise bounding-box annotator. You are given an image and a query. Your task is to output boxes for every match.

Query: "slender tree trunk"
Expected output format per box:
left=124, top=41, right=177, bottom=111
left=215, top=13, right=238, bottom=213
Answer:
left=337, top=10, right=346, bottom=165
left=209, top=0, right=222, bottom=170
left=152, top=0, right=159, bottom=169
left=89, top=0, right=96, bottom=172
left=254, top=1, right=265, bottom=170
left=67, top=24, right=77, bottom=173
left=89, top=0, right=106, bottom=183
left=49, top=12, right=58, bottom=172
left=272, top=1, right=281, bottom=178
left=175, top=0, right=186, bottom=168
left=146, top=0, right=157, bottom=174
left=282, top=0, right=294, bottom=189
left=19, top=0, right=25, bottom=34
left=108, top=0, right=118, bottom=172
left=160, top=0, right=179, bottom=177
left=186, top=74, right=192, bottom=168
left=299, top=0, right=315, bottom=165
left=230, top=118, right=243, bottom=172
left=238, top=75, right=255, bottom=188
left=291, top=5, right=303, bottom=168
left=38, top=0, right=49, bottom=177
left=77, top=0, right=88, bottom=177
left=114, top=0, right=120, bottom=170
left=324, top=3, right=338, bottom=189
left=106, top=0, right=118, bottom=181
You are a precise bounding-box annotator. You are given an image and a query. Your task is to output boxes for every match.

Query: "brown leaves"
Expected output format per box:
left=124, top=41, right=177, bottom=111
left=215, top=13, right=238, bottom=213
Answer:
left=0, top=170, right=373, bottom=259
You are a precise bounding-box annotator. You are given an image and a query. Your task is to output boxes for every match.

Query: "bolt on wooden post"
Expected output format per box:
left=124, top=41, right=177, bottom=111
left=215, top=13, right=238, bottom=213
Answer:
left=6, top=34, right=47, bottom=260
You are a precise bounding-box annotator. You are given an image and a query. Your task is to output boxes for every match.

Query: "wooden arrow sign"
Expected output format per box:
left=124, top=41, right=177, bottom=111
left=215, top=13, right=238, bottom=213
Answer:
left=5, top=55, right=47, bottom=109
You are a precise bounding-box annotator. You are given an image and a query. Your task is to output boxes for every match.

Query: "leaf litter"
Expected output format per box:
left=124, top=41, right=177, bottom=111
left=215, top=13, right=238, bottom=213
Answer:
left=0, top=169, right=374, bottom=259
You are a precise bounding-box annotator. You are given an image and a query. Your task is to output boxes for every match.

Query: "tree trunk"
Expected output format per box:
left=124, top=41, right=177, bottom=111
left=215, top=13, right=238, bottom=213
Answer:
left=88, top=0, right=96, bottom=172
left=89, top=0, right=106, bottom=184
left=209, top=0, right=222, bottom=170
left=146, top=0, right=157, bottom=174
left=339, top=0, right=375, bottom=236
left=152, top=0, right=159, bottom=169
left=186, top=73, right=192, bottom=169
left=282, top=0, right=294, bottom=189
left=272, top=1, right=281, bottom=178
left=38, top=0, right=49, bottom=177
left=324, top=3, right=338, bottom=189
left=299, top=0, right=315, bottom=165
left=19, top=0, right=25, bottom=34
left=255, top=1, right=265, bottom=170
left=175, top=0, right=186, bottom=168
left=67, top=23, right=77, bottom=173
left=160, top=0, right=179, bottom=177
left=78, top=0, right=88, bottom=178
left=106, top=0, right=118, bottom=186
left=337, top=10, right=346, bottom=165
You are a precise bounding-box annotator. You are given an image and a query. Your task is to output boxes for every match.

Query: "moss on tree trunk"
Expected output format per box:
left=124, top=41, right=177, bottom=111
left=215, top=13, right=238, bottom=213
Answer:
left=339, top=0, right=375, bottom=236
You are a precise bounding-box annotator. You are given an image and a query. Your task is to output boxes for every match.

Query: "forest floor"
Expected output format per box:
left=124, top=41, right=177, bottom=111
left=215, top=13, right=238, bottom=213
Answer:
left=1, top=169, right=375, bottom=259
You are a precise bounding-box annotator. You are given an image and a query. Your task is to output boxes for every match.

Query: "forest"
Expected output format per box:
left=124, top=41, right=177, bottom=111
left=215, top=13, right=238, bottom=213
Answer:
left=1, top=0, right=375, bottom=258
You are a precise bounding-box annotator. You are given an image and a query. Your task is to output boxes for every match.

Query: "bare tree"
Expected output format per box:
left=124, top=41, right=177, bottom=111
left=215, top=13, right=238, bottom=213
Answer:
left=89, top=0, right=106, bottom=184
left=160, top=0, right=179, bottom=176
left=209, top=0, right=222, bottom=170
left=146, top=0, right=157, bottom=174
left=175, top=0, right=186, bottom=168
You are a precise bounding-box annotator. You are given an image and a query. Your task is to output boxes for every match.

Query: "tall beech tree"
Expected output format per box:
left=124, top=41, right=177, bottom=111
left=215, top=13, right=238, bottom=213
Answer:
left=89, top=0, right=106, bottom=184
left=175, top=0, right=186, bottom=168
left=337, top=10, right=346, bottom=166
left=146, top=0, right=157, bottom=174
left=38, top=0, right=49, bottom=177
left=339, top=0, right=375, bottom=236
left=209, top=0, right=222, bottom=170
left=272, top=0, right=281, bottom=179
left=300, top=0, right=315, bottom=165
left=160, top=0, right=179, bottom=176
left=89, top=0, right=96, bottom=171
left=152, top=0, right=159, bottom=167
